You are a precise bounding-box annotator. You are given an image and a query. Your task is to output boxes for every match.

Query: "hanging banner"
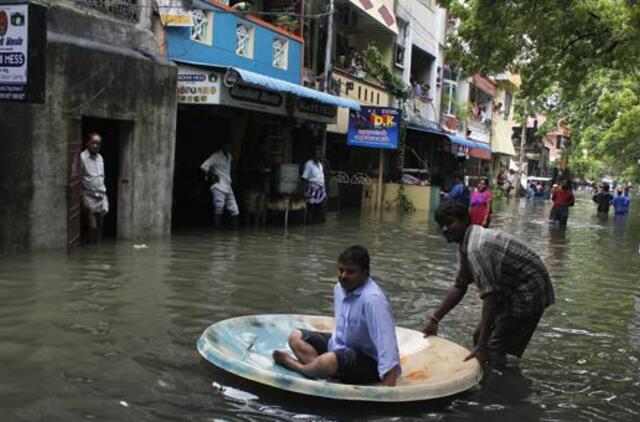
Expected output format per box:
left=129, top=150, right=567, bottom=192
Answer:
left=0, top=2, right=46, bottom=103
left=155, top=0, right=193, bottom=27
left=347, top=106, right=400, bottom=150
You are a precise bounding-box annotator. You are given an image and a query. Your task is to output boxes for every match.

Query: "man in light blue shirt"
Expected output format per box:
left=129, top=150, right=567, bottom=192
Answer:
left=273, top=245, right=401, bottom=385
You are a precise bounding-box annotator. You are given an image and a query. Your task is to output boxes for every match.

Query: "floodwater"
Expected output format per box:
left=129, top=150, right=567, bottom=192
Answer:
left=1, top=194, right=640, bottom=421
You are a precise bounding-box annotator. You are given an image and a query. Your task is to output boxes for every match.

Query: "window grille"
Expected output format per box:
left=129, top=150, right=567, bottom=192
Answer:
left=236, top=24, right=253, bottom=58
left=191, top=10, right=212, bottom=45
left=272, top=38, right=288, bottom=69
left=84, top=0, right=139, bottom=22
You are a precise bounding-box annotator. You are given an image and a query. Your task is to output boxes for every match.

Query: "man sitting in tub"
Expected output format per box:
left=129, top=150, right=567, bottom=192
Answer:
left=272, top=245, right=401, bottom=386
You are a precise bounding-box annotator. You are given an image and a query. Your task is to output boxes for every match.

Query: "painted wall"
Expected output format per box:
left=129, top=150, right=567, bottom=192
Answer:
left=166, top=3, right=303, bottom=84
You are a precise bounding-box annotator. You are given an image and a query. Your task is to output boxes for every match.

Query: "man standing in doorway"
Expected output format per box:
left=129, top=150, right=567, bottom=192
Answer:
left=302, top=146, right=327, bottom=223
left=423, top=201, right=555, bottom=367
left=80, top=132, right=109, bottom=244
left=201, top=142, right=239, bottom=229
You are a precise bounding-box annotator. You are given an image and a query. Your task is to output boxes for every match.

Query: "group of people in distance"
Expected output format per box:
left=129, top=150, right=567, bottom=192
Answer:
left=273, top=196, right=555, bottom=387
left=592, top=183, right=632, bottom=217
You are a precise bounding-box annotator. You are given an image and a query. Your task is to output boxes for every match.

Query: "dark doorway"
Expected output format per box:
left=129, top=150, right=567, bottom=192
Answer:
left=81, top=117, right=120, bottom=239
left=172, top=107, right=231, bottom=229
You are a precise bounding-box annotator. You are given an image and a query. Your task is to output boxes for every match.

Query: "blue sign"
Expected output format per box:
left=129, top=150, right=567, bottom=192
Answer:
left=347, top=106, right=400, bottom=150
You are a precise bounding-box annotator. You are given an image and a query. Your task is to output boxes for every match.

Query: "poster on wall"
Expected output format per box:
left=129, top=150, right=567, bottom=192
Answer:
left=0, top=2, right=45, bottom=103
left=177, top=65, right=221, bottom=104
left=347, top=106, right=400, bottom=150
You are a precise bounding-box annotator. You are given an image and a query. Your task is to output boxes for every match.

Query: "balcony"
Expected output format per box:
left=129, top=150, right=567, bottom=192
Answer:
left=407, top=94, right=437, bottom=126
left=331, top=67, right=390, bottom=107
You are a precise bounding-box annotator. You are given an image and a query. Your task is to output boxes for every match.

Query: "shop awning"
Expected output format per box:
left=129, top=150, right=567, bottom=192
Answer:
left=227, top=67, right=361, bottom=111
left=407, top=124, right=478, bottom=149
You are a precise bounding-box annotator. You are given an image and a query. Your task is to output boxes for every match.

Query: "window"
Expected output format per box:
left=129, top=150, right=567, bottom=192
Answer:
left=394, top=44, right=405, bottom=69
left=236, top=24, right=254, bottom=58
left=441, top=79, right=457, bottom=115
left=272, top=38, right=288, bottom=69
left=191, top=10, right=213, bottom=45
left=504, top=92, right=513, bottom=119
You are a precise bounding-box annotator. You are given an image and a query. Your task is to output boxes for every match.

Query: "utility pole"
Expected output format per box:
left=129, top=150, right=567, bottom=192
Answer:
left=322, top=0, right=334, bottom=93
left=515, top=101, right=527, bottom=196
left=321, top=0, right=334, bottom=157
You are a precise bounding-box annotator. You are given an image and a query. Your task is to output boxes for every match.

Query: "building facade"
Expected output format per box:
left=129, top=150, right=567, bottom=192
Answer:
left=0, top=0, right=178, bottom=253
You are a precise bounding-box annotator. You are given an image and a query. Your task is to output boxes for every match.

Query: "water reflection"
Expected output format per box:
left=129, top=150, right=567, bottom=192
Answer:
left=1, top=199, right=639, bottom=420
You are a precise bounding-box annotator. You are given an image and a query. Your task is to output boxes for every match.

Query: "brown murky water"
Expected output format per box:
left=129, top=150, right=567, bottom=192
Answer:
left=1, top=194, right=639, bottom=421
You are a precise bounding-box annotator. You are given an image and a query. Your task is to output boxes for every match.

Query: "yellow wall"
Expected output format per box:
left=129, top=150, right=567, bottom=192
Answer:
left=362, top=183, right=432, bottom=211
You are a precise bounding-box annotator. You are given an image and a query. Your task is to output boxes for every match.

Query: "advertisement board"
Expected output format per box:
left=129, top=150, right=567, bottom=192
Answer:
left=347, top=106, right=400, bottom=150
left=0, top=2, right=45, bottom=103
left=177, top=65, right=221, bottom=104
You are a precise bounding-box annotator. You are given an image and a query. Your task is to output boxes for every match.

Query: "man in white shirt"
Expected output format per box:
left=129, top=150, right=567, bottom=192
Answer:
left=302, top=146, right=327, bottom=223
left=201, top=143, right=239, bottom=229
left=80, top=132, right=109, bottom=244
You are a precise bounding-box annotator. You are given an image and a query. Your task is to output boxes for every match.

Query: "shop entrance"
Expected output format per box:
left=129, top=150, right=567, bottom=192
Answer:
left=172, top=107, right=231, bottom=229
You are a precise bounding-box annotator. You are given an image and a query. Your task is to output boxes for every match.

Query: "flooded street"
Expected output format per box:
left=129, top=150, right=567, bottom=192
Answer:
left=1, top=196, right=640, bottom=421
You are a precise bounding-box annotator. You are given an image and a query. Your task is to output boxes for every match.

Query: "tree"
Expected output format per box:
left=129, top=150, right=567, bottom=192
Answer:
left=438, top=0, right=640, bottom=98
left=439, top=1, right=640, bottom=181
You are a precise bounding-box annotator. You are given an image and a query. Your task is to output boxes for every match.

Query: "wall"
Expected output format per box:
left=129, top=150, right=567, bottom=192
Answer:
left=166, top=2, right=303, bottom=84
left=0, top=4, right=177, bottom=252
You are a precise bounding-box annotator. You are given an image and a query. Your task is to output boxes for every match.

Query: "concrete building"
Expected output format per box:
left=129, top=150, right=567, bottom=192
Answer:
left=0, top=0, right=177, bottom=253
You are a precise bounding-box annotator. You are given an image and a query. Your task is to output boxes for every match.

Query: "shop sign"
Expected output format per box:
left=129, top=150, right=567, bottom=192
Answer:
left=0, top=2, right=46, bottom=103
left=220, top=82, right=287, bottom=116
left=177, top=65, right=221, bottom=104
left=293, top=97, right=337, bottom=124
left=347, top=106, right=400, bottom=150
left=455, top=144, right=470, bottom=158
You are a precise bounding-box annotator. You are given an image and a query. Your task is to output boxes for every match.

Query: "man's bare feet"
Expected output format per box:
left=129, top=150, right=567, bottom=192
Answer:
left=272, top=350, right=303, bottom=372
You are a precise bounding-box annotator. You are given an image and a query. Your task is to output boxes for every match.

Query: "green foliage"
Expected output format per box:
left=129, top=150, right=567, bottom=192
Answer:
left=438, top=0, right=640, bottom=99
left=397, top=185, right=416, bottom=213
left=362, top=44, right=411, bottom=102
left=541, top=70, right=640, bottom=182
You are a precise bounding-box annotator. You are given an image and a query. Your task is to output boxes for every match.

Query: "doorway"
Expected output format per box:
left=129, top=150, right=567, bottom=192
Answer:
left=79, top=117, right=123, bottom=240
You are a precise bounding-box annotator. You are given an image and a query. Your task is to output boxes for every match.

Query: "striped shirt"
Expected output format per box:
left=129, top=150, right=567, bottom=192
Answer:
left=454, top=225, right=555, bottom=317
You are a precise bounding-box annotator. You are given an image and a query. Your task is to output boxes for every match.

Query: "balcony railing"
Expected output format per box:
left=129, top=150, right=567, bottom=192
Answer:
left=84, top=0, right=139, bottom=21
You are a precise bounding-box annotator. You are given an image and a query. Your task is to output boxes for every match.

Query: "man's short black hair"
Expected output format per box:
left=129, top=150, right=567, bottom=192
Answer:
left=338, top=245, right=370, bottom=271
left=434, top=200, right=469, bottom=226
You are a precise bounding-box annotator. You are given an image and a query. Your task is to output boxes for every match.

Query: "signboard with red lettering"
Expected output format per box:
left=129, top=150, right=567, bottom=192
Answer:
left=0, top=2, right=46, bottom=103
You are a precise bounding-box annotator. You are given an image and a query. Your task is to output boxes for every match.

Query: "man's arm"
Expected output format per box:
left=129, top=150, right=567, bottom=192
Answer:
left=464, top=293, right=498, bottom=362
left=364, top=297, right=401, bottom=387
left=423, top=284, right=467, bottom=337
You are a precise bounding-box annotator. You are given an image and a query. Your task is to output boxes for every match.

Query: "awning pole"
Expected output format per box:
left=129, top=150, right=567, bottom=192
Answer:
left=377, top=149, right=384, bottom=209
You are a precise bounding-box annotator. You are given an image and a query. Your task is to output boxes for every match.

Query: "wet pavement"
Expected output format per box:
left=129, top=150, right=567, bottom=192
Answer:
left=1, top=194, right=639, bottom=421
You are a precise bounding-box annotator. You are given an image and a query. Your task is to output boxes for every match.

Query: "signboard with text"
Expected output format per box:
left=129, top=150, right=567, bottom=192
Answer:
left=177, top=65, right=221, bottom=104
left=347, top=106, right=400, bottom=150
left=0, top=2, right=45, bottom=103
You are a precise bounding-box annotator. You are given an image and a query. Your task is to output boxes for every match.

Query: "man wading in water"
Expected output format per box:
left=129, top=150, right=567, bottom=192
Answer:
left=424, top=201, right=555, bottom=367
left=273, top=245, right=401, bottom=386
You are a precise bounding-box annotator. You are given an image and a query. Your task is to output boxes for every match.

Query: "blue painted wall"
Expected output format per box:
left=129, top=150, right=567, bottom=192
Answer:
left=166, top=2, right=303, bottom=84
